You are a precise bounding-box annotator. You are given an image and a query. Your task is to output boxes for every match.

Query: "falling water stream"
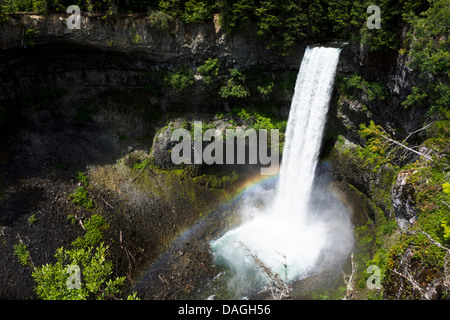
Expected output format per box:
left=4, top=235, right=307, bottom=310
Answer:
left=210, top=46, right=353, bottom=296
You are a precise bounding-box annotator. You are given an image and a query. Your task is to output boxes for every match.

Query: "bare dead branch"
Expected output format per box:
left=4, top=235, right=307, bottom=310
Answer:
left=342, top=252, right=357, bottom=300
left=442, top=201, right=450, bottom=210
left=78, top=218, right=85, bottom=230
left=414, top=228, right=450, bottom=253
left=158, top=274, right=170, bottom=285
left=380, top=133, right=433, bottom=162
left=102, top=197, right=115, bottom=209
left=401, top=228, right=450, bottom=296
left=402, top=121, right=437, bottom=145
left=392, top=269, right=429, bottom=299
left=236, top=241, right=291, bottom=300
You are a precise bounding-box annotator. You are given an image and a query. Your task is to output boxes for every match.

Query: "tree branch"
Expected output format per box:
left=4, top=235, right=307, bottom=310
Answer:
left=414, top=227, right=450, bottom=253
left=402, top=121, right=437, bottom=145
left=342, top=252, right=357, bottom=300
left=380, top=133, right=433, bottom=162
left=236, top=241, right=291, bottom=300
left=392, top=269, right=429, bottom=299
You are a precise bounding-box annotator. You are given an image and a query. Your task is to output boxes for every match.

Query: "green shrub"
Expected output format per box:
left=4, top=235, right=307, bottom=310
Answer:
left=67, top=214, right=77, bottom=225
left=341, top=74, right=388, bottom=101
left=69, top=187, right=94, bottom=209
left=197, top=58, right=220, bottom=85
left=28, top=214, right=38, bottom=226
left=257, top=82, right=274, bottom=97
left=219, top=83, right=249, bottom=99
left=32, top=0, right=47, bottom=13
left=164, top=68, right=195, bottom=92
left=219, top=69, right=249, bottom=99
left=148, top=10, right=173, bottom=31
left=32, top=243, right=136, bottom=300
left=132, top=32, right=142, bottom=44
left=405, top=0, right=449, bottom=114
left=182, top=0, right=212, bottom=23
left=24, top=28, right=39, bottom=47
left=72, top=214, right=109, bottom=249
left=13, top=243, right=30, bottom=266
left=133, top=159, right=148, bottom=171
left=30, top=210, right=138, bottom=300
left=75, top=171, right=88, bottom=186
left=237, top=108, right=252, bottom=122
left=444, top=183, right=450, bottom=195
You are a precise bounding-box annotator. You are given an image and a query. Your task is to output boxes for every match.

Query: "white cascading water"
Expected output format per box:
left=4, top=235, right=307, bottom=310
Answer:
left=274, top=46, right=341, bottom=219
left=210, top=46, right=350, bottom=292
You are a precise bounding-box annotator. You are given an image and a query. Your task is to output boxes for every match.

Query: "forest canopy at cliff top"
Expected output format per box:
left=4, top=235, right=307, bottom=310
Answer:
left=0, top=0, right=436, bottom=50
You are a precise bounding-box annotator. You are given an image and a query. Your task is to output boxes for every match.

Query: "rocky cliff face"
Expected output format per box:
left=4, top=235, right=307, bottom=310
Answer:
left=1, top=13, right=302, bottom=67
left=336, top=41, right=426, bottom=141
left=391, top=170, right=418, bottom=231
left=0, top=13, right=303, bottom=103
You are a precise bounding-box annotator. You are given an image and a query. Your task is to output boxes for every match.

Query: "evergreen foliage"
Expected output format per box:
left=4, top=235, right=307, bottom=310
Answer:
left=403, top=0, right=449, bottom=115
left=0, top=0, right=437, bottom=54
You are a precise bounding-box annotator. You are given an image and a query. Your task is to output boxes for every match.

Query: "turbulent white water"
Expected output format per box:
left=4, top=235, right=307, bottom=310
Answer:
left=210, top=46, right=352, bottom=292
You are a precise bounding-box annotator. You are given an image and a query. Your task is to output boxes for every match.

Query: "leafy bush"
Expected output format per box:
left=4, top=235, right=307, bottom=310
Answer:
left=133, top=159, right=148, bottom=171
left=148, top=10, right=173, bottom=31
left=28, top=214, right=38, bottom=226
left=164, top=68, right=195, bottom=92
left=218, top=0, right=309, bottom=53
left=69, top=187, right=94, bottom=209
left=30, top=211, right=138, bottom=300
left=237, top=108, right=252, bottom=122
left=13, top=243, right=30, bottom=266
left=72, top=214, right=109, bottom=249
left=257, top=82, right=274, bottom=97
left=75, top=171, right=88, bottom=185
left=32, top=0, right=47, bottom=13
left=197, top=58, right=220, bottom=85
left=24, top=28, right=39, bottom=47
left=1, top=0, right=433, bottom=56
left=32, top=243, right=132, bottom=300
left=219, top=69, right=249, bottom=99
left=182, top=0, right=212, bottom=23
left=444, top=183, right=450, bottom=195
left=359, top=121, right=390, bottom=155
left=402, top=86, right=428, bottom=109
left=341, top=74, right=388, bottom=101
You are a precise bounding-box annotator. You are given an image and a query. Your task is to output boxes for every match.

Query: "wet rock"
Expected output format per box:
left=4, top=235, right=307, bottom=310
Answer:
left=151, top=125, right=177, bottom=169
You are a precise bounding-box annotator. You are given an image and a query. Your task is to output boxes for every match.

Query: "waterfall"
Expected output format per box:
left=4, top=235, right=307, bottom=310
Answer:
left=274, top=46, right=342, bottom=222
left=210, top=46, right=351, bottom=293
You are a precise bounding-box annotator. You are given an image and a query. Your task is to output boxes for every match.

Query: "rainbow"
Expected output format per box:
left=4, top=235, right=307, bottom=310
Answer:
left=132, top=171, right=280, bottom=292
left=224, top=172, right=279, bottom=205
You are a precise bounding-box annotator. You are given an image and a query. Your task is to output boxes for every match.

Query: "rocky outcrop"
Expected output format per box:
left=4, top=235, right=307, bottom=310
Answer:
left=0, top=12, right=303, bottom=68
left=334, top=30, right=427, bottom=146
left=0, top=13, right=303, bottom=121
left=391, top=170, right=418, bottom=231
